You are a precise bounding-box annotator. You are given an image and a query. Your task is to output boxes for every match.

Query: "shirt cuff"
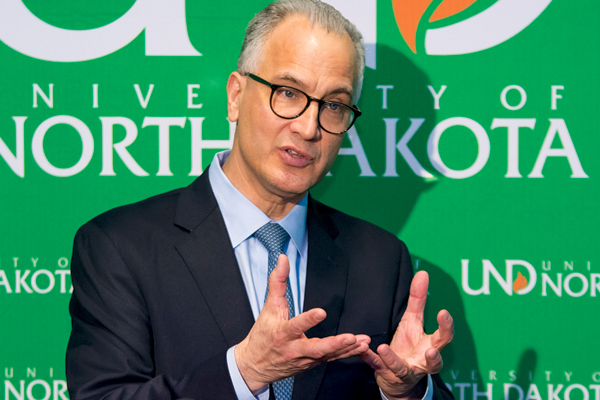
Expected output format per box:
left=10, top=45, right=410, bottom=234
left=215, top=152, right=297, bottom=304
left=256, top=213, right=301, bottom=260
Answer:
left=226, top=346, right=270, bottom=400
left=379, top=374, right=433, bottom=400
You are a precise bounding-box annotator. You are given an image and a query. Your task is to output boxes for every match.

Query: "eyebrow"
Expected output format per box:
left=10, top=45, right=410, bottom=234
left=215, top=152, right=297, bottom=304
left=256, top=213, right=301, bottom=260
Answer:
left=273, top=73, right=354, bottom=101
left=274, top=74, right=305, bottom=87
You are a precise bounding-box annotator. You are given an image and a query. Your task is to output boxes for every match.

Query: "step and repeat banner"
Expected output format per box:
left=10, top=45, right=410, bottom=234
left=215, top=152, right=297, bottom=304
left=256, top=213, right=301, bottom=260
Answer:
left=0, top=0, right=598, bottom=399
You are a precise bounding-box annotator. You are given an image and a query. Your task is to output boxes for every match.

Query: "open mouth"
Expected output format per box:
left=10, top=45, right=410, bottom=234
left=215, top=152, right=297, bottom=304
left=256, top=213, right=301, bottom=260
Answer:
left=281, top=147, right=313, bottom=167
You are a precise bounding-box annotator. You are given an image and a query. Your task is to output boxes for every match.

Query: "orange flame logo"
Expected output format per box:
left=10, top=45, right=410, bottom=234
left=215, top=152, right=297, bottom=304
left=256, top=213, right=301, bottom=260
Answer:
left=391, top=0, right=478, bottom=53
left=513, top=271, right=528, bottom=294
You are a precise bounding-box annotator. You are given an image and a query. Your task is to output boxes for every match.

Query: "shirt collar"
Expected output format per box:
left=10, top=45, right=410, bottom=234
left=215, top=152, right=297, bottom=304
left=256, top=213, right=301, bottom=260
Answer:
left=208, top=150, right=308, bottom=258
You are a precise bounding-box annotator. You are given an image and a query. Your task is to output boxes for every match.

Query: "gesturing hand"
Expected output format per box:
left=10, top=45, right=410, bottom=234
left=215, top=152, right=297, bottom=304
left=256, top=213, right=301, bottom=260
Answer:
left=359, top=271, right=454, bottom=400
left=235, top=254, right=371, bottom=395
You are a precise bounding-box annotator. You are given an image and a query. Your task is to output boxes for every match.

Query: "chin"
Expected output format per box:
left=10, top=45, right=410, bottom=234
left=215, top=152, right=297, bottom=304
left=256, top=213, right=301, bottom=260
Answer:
left=273, top=182, right=312, bottom=198
left=269, top=172, right=316, bottom=198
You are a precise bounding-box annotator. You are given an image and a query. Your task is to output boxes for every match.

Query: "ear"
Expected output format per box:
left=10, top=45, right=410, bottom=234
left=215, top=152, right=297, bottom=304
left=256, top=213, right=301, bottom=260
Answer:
left=226, top=72, right=245, bottom=122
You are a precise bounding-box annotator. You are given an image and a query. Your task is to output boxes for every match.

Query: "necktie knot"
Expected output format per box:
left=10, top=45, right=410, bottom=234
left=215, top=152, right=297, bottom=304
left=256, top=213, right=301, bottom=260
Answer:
left=254, top=222, right=290, bottom=255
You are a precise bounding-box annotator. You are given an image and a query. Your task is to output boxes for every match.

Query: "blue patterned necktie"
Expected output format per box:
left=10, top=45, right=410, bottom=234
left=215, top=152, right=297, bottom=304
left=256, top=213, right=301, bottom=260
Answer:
left=254, top=222, right=294, bottom=400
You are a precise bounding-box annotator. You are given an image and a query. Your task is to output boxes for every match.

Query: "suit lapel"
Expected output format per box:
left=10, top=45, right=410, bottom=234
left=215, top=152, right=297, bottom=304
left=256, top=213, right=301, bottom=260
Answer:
left=173, top=171, right=255, bottom=347
left=173, top=176, right=350, bottom=398
left=292, top=198, right=349, bottom=400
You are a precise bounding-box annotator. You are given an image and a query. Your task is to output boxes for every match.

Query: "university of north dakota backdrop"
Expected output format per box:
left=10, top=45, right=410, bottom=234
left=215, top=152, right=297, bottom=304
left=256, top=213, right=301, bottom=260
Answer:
left=0, top=0, right=598, bottom=399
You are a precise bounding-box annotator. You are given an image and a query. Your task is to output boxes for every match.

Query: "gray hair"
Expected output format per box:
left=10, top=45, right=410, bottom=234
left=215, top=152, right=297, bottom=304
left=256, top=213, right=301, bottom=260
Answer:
left=237, top=0, right=365, bottom=101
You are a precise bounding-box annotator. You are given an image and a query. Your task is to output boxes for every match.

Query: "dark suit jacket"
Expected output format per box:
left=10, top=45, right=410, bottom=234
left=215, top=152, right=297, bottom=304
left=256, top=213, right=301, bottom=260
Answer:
left=66, top=170, right=453, bottom=400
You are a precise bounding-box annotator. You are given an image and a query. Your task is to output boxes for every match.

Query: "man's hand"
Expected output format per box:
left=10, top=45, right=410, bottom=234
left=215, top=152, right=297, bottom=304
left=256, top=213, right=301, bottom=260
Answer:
left=359, top=271, right=454, bottom=400
left=235, top=254, right=371, bottom=395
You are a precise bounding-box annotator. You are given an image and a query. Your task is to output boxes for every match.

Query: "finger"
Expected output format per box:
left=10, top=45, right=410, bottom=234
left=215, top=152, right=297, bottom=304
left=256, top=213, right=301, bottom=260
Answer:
left=427, top=310, right=454, bottom=351
left=404, top=271, right=429, bottom=319
left=432, top=310, right=454, bottom=349
left=355, top=334, right=372, bottom=345
left=325, top=335, right=371, bottom=361
left=424, top=347, right=443, bottom=374
left=264, top=254, right=291, bottom=310
left=358, top=349, right=387, bottom=372
left=377, top=344, right=411, bottom=379
left=300, top=334, right=359, bottom=360
left=286, top=308, right=327, bottom=337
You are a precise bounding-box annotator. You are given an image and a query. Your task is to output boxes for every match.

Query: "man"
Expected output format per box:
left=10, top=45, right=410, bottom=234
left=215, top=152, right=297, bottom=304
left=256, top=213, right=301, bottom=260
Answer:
left=66, top=1, right=454, bottom=399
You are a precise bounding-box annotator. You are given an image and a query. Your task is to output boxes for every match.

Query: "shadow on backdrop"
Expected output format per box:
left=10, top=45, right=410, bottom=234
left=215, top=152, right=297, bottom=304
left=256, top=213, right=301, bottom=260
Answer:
left=419, top=258, right=480, bottom=391
left=311, top=44, right=480, bottom=389
left=508, top=348, right=538, bottom=400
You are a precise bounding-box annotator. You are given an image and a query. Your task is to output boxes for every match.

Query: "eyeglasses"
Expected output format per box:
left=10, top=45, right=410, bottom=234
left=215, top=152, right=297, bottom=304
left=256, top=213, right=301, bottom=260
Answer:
left=245, top=73, right=361, bottom=135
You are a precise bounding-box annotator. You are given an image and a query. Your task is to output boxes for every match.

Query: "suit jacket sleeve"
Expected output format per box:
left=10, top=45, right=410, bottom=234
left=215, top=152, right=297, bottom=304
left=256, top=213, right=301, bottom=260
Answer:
left=66, top=220, right=238, bottom=400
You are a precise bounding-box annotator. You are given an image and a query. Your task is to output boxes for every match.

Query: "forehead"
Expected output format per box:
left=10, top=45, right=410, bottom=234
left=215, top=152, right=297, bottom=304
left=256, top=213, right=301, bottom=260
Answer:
left=257, top=15, right=357, bottom=95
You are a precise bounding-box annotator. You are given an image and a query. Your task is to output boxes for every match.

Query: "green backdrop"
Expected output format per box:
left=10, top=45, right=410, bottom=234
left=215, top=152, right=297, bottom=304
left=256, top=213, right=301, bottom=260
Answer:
left=1, top=1, right=598, bottom=399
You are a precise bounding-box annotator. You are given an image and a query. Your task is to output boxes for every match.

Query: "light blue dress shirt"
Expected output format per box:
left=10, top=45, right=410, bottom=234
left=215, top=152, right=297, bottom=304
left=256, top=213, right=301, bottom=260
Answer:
left=209, top=150, right=306, bottom=400
left=208, top=150, right=432, bottom=400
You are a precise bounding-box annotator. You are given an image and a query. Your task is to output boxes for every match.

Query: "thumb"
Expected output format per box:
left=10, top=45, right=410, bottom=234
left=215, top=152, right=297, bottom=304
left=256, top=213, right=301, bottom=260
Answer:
left=264, top=254, right=291, bottom=311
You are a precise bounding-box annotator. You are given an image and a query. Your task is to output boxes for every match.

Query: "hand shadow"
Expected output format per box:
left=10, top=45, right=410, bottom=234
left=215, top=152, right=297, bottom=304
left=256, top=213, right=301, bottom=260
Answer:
left=418, top=257, right=480, bottom=388
left=506, top=349, right=538, bottom=400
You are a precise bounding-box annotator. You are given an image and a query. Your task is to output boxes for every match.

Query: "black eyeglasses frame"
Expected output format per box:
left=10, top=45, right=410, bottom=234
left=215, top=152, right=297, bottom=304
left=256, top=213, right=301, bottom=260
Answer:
left=245, top=73, right=361, bottom=135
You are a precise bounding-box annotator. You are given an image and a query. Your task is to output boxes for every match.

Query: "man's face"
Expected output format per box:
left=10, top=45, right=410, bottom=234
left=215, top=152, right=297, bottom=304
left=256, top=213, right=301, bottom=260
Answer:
left=225, top=15, right=357, bottom=203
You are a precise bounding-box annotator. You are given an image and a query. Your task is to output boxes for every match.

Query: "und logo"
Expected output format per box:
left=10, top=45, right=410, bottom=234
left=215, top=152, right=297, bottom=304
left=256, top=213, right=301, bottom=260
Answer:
left=392, top=0, right=552, bottom=55
left=0, top=0, right=200, bottom=62
left=461, top=259, right=600, bottom=298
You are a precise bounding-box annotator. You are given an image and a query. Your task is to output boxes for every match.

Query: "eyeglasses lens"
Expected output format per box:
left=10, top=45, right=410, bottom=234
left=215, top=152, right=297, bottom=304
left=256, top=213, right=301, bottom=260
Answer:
left=271, top=86, right=355, bottom=134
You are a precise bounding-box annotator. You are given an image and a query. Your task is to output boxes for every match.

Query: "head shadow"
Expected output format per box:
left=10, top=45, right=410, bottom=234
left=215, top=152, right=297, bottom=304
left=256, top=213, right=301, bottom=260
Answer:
left=311, top=44, right=440, bottom=235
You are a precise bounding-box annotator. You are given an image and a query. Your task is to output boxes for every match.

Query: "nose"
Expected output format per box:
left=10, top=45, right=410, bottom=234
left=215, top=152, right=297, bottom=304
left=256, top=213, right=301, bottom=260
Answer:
left=290, top=100, right=320, bottom=140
